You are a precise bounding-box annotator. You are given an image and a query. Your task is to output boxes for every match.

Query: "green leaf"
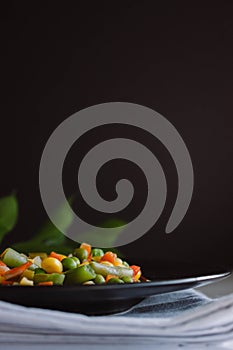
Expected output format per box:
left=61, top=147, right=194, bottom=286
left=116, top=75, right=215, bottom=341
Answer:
left=0, top=194, right=18, bottom=245
left=13, top=239, right=77, bottom=255
left=12, top=193, right=125, bottom=257
left=73, top=218, right=126, bottom=257
left=33, top=200, right=73, bottom=243
left=13, top=199, right=74, bottom=253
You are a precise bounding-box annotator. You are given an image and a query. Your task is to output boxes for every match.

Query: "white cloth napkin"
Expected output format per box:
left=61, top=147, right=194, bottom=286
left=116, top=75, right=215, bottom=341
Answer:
left=0, top=289, right=233, bottom=349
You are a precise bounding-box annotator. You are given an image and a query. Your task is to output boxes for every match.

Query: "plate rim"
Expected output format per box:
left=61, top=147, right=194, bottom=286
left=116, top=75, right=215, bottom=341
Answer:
left=0, top=271, right=230, bottom=290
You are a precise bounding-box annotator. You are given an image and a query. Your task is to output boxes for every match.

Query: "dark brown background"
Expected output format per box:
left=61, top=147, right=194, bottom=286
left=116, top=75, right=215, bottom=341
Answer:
left=1, top=2, right=233, bottom=273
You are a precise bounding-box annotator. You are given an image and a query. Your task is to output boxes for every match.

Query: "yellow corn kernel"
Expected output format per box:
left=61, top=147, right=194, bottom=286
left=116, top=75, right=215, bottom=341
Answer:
left=101, top=261, right=114, bottom=267
left=20, top=277, right=34, bottom=286
left=79, top=261, right=89, bottom=267
left=92, top=255, right=102, bottom=262
left=41, top=257, right=63, bottom=274
left=29, top=252, right=48, bottom=259
left=21, top=269, right=35, bottom=280
left=113, top=258, right=123, bottom=266
left=134, top=270, right=141, bottom=281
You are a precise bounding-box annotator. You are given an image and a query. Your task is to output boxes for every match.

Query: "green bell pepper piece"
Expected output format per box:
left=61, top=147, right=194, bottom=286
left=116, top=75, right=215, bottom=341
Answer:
left=34, top=273, right=65, bottom=285
left=65, top=264, right=96, bottom=285
left=1, top=248, right=27, bottom=268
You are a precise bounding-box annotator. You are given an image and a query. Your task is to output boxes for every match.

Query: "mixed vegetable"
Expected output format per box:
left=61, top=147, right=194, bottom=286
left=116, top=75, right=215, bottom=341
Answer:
left=0, top=243, right=148, bottom=286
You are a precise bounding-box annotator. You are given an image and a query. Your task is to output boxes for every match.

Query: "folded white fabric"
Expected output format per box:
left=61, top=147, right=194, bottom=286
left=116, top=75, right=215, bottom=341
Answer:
left=0, top=289, right=233, bottom=347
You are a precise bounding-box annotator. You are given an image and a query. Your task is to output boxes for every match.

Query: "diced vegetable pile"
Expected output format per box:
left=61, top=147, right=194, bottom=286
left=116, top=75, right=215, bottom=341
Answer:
left=0, top=243, right=147, bottom=286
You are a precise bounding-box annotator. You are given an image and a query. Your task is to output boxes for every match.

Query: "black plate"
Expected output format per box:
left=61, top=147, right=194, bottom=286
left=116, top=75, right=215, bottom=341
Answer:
left=0, top=271, right=230, bottom=315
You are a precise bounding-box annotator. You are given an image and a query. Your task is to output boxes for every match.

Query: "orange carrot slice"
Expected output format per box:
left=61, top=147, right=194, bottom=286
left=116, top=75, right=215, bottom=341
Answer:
left=4, top=261, right=32, bottom=280
left=38, top=281, right=53, bottom=286
left=105, top=274, right=118, bottom=282
left=130, top=265, right=141, bottom=277
left=80, top=243, right=91, bottom=256
left=0, top=266, right=10, bottom=275
left=101, top=251, right=117, bottom=264
left=49, top=251, right=66, bottom=261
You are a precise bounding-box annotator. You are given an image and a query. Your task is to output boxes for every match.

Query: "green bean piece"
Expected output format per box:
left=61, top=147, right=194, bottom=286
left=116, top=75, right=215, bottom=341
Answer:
left=73, top=248, right=88, bottom=262
left=90, top=262, right=133, bottom=278
left=65, top=264, right=96, bottom=285
left=121, top=276, right=134, bottom=283
left=107, top=277, right=124, bottom=284
left=1, top=248, right=27, bottom=268
left=62, top=257, right=77, bottom=271
left=34, top=273, right=65, bottom=285
left=94, top=274, right=105, bottom=284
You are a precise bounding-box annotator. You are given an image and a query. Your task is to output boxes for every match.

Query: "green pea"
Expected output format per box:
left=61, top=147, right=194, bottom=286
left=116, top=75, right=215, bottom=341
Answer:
left=73, top=248, right=88, bottom=262
left=94, top=274, right=105, bottom=284
left=91, top=248, right=104, bottom=261
left=34, top=268, right=46, bottom=274
left=71, top=256, right=80, bottom=265
left=107, top=277, right=124, bottom=284
left=121, top=276, right=133, bottom=283
left=122, top=261, right=129, bottom=267
left=62, top=257, right=77, bottom=271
